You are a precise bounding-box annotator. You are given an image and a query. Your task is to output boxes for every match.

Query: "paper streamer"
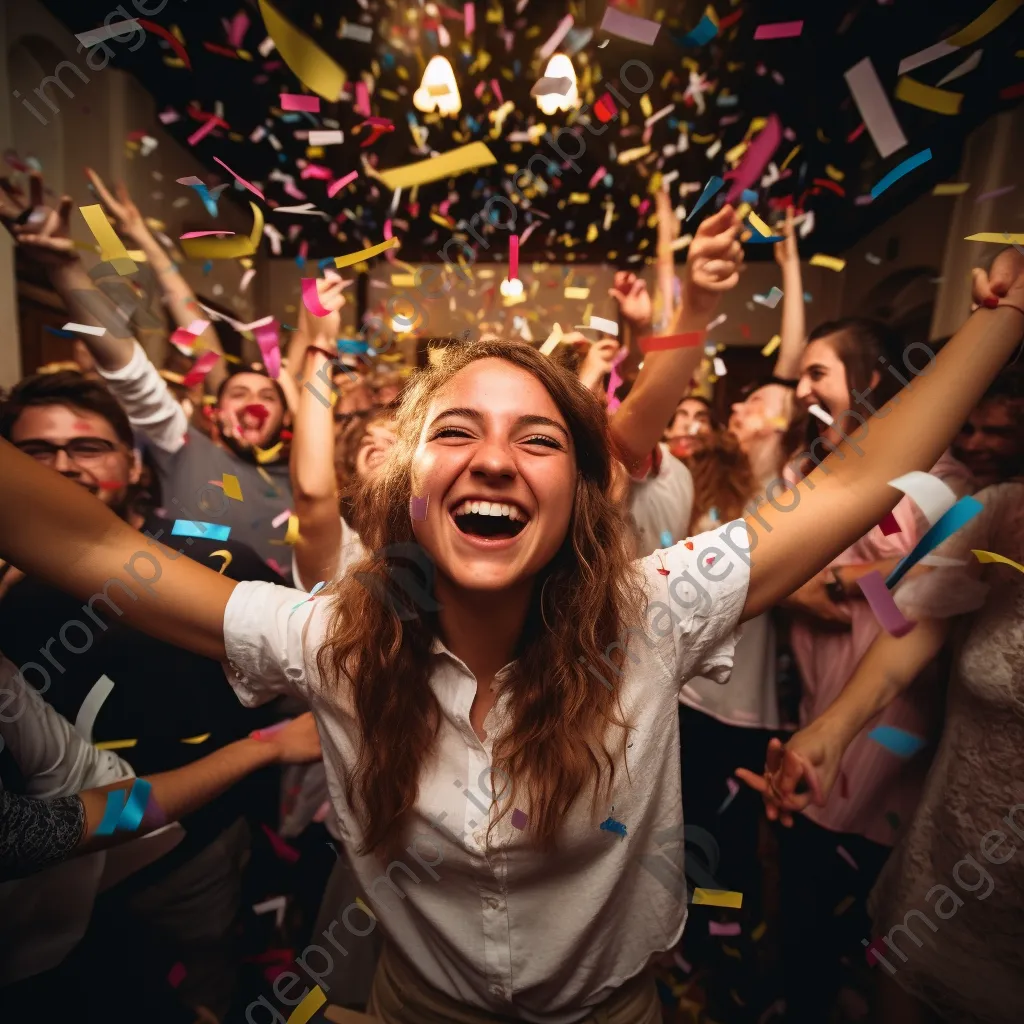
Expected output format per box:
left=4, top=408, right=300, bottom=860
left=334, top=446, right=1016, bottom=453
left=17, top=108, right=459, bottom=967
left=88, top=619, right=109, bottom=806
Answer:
left=181, top=201, right=264, bottom=261
left=301, top=278, right=333, bottom=316
left=256, top=441, right=284, bottom=464
left=328, top=170, right=358, bottom=197
left=180, top=734, right=211, bottom=744
left=686, top=176, right=724, bottom=221
left=79, top=205, right=137, bottom=275
left=172, top=520, right=232, bottom=541
left=965, top=233, right=1024, bottom=244
left=333, top=237, right=400, bottom=269
left=895, top=77, right=963, bottom=116
left=725, top=115, right=781, bottom=204
left=589, top=315, right=618, bottom=336
left=870, top=148, right=933, bottom=199
left=888, top=472, right=957, bottom=527
left=844, top=58, right=909, bottom=159
left=898, top=0, right=1021, bottom=74
left=182, top=351, right=221, bottom=388
left=118, top=778, right=153, bottom=832
left=63, top=322, right=106, bottom=337
left=75, top=674, right=115, bottom=743
left=857, top=571, right=917, bottom=637
left=254, top=320, right=281, bottom=379
left=886, top=496, right=983, bottom=588
left=258, top=0, right=345, bottom=100
left=280, top=93, right=320, bottom=112
left=213, top=157, right=264, bottom=200
left=378, top=142, right=496, bottom=191
left=96, top=790, right=126, bottom=836
left=694, top=889, right=744, bottom=909
left=639, top=332, right=705, bottom=354
left=222, top=474, right=243, bottom=501
left=868, top=724, right=927, bottom=758
left=972, top=549, right=1024, bottom=574
left=137, top=18, right=191, bottom=68
left=76, top=21, right=140, bottom=47
left=286, top=986, right=326, bottom=1024
left=599, top=8, right=661, bottom=46
left=754, top=21, right=804, bottom=40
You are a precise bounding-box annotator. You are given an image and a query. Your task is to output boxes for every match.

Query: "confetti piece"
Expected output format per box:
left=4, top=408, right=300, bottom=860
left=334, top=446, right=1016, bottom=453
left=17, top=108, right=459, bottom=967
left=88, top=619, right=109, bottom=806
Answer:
left=834, top=895, right=856, bottom=916
left=878, top=512, right=901, bottom=536
left=898, top=0, right=1021, bottom=75
left=599, top=815, right=628, bottom=837
left=75, top=674, right=115, bottom=743
left=751, top=922, right=767, bottom=942
left=301, top=278, right=334, bottom=316
left=747, top=212, right=773, bottom=238
left=511, top=808, right=528, bottom=830
left=181, top=201, right=264, bottom=260
left=972, top=549, right=1024, bottom=573
left=754, top=21, right=804, bottom=40
left=808, top=403, right=834, bottom=426
left=253, top=894, right=287, bottom=927
left=255, top=441, right=284, bottom=466
left=809, top=254, right=846, bottom=272
left=857, top=571, right=917, bottom=637
left=888, top=472, right=957, bottom=527
left=75, top=21, right=141, bottom=46
left=933, top=182, right=971, bottom=196
left=212, top=157, right=264, bottom=200
left=754, top=287, right=784, bottom=309
left=694, top=889, right=744, bottom=909
left=186, top=115, right=225, bottom=147
left=686, top=175, right=724, bottom=221
left=379, top=142, right=496, bottom=191
left=182, top=351, right=221, bottom=388
left=258, top=0, right=346, bottom=100
left=761, top=334, right=782, bottom=357
left=509, top=233, right=519, bottom=280
left=79, top=205, right=137, bottom=275
left=333, top=237, right=400, bottom=269
left=172, top=520, right=231, bottom=542
left=410, top=495, right=429, bottom=521
left=589, top=315, right=618, bottom=336
left=887, top=496, right=983, bottom=587
left=717, top=777, right=740, bottom=814
left=725, top=114, right=781, bottom=205
left=638, top=332, right=706, bottom=354
left=327, top=170, right=358, bottom=197
left=975, top=185, right=1017, bottom=203
left=564, top=287, right=590, bottom=300
left=708, top=921, right=742, bottom=936
left=222, top=474, right=243, bottom=502
left=280, top=93, right=321, bottom=112
left=868, top=724, right=927, bottom=758
left=167, top=963, right=187, bottom=989
left=844, top=58, right=909, bottom=160
left=261, top=822, right=301, bottom=863
left=286, top=986, right=326, bottom=1024
left=96, top=789, right=126, bottom=835
left=965, top=232, right=1024, bottom=244
left=600, top=8, right=661, bottom=46
left=538, top=14, right=575, bottom=61
left=278, top=515, right=301, bottom=546
left=137, top=18, right=190, bottom=68
left=181, top=734, right=211, bottom=744
left=938, top=49, right=985, bottom=86
left=895, top=77, right=963, bottom=116
left=94, top=739, right=137, bottom=750
left=271, top=509, right=292, bottom=529
left=309, top=130, right=344, bottom=147
left=531, top=76, right=573, bottom=97
left=63, top=322, right=106, bottom=337
left=836, top=845, right=859, bottom=870
left=870, top=148, right=933, bottom=199
left=678, top=5, right=719, bottom=47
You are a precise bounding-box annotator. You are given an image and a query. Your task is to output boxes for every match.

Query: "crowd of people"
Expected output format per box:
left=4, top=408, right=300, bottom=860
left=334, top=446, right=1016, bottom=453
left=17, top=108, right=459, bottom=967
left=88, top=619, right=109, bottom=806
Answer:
left=1, top=165, right=1022, bottom=1024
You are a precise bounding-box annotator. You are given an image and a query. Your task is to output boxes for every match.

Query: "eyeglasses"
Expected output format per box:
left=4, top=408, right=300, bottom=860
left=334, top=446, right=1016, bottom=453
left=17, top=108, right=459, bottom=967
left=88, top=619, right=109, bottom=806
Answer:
left=14, top=437, right=120, bottom=464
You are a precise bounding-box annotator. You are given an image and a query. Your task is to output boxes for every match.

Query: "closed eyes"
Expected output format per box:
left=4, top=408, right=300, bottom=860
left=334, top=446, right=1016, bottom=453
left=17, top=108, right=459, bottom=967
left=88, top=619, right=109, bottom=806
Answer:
left=430, top=425, right=564, bottom=450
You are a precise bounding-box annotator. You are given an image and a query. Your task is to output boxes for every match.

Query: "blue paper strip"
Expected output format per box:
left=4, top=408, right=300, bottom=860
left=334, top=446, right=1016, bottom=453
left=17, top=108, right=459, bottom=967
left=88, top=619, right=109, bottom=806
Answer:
left=745, top=234, right=786, bottom=243
left=171, top=520, right=232, bottom=541
left=870, top=148, right=933, bottom=200
left=117, top=778, right=153, bottom=833
left=676, top=13, right=718, bottom=47
left=686, top=175, right=724, bottom=222
left=885, top=496, right=982, bottom=588
left=96, top=789, right=127, bottom=836
left=868, top=725, right=926, bottom=758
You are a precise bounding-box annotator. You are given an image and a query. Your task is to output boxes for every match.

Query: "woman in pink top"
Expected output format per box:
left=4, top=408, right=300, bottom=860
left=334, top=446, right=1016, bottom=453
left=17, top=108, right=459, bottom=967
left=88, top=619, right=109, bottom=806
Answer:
left=772, top=319, right=973, bottom=1022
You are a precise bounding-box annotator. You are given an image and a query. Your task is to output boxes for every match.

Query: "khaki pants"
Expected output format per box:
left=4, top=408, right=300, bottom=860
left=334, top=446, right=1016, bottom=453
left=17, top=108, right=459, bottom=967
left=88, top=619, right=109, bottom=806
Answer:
left=367, top=943, right=663, bottom=1024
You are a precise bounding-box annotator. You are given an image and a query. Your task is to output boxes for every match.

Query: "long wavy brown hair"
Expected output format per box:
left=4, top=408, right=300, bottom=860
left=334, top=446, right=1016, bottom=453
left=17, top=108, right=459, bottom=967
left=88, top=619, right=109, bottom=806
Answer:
left=317, top=339, right=647, bottom=857
left=685, top=427, right=759, bottom=532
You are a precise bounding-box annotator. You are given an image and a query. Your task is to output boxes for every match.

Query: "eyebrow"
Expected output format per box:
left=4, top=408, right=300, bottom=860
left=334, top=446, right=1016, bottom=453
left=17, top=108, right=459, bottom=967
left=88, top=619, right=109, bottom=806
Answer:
left=429, top=407, right=571, bottom=441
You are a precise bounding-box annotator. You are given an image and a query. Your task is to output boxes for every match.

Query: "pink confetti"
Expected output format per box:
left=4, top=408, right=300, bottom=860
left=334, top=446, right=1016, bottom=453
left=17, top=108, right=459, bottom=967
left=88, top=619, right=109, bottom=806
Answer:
left=328, top=170, right=358, bottom=197
left=180, top=230, right=236, bottom=239
left=464, top=2, right=475, bottom=35
left=182, top=351, right=221, bottom=387
left=300, top=164, right=333, bottom=181
left=717, top=777, right=740, bottom=814
left=158, top=109, right=180, bottom=125
left=355, top=81, right=371, bottom=118
left=187, top=116, right=222, bottom=147
left=301, top=278, right=333, bottom=317
left=312, top=800, right=332, bottom=823
left=509, top=234, right=519, bottom=279
left=709, top=921, right=742, bottom=937
left=725, top=113, right=781, bottom=204
left=254, top=320, right=281, bottom=379
left=167, top=962, right=187, bottom=989
left=878, top=511, right=901, bottom=536
left=271, top=508, right=292, bottom=529
left=857, top=571, right=917, bottom=637
left=282, top=180, right=308, bottom=201
left=224, top=11, right=249, bottom=48
left=260, top=823, right=300, bottom=863
left=213, top=156, right=265, bottom=200
left=280, top=93, right=320, bottom=112
left=754, top=20, right=804, bottom=40
left=589, top=166, right=607, bottom=188
left=491, top=78, right=503, bottom=104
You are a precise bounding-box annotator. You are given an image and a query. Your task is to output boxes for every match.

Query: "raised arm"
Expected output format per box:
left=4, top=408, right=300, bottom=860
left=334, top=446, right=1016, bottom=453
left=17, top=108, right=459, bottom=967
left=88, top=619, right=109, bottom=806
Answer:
left=292, top=277, right=347, bottom=587
left=771, top=207, right=806, bottom=381
left=741, top=249, right=1024, bottom=620
left=0, top=440, right=232, bottom=660
left=86, top=168, right=229, bottom=392
left=654, top=187, right=681, bottom=331
left=610, top=205, right=741, bottom=471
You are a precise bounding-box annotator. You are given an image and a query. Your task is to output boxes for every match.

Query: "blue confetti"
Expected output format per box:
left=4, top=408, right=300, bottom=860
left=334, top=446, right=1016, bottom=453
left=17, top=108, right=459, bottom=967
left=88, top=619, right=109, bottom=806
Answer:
left=599, top=816, right=628, bottom=837
left=171, top=520, right=231, bottom=541
left=741, top=189, right=759, bottom=204
left=676, top=10, right=719, bottom=46
left=886, top=496, right=983, bottom=588
left=660, top=530, right=673, bottom=549
left=870, top=148, right=932, bottom=201
left=687, top=176, right=724, bottom=222
left=96, top=789, right=126, bottom=836
left=869, top=726, right=926, bottom=758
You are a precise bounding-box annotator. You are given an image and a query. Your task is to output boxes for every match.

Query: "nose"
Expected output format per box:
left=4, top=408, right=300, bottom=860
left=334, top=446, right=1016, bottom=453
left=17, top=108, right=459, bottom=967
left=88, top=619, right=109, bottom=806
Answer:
left=468, top=435, right=517, bottom=482
left=53, top=448, right=79, bottom=475
left=795, top=376, right=814, bottom=403
left=959, top=429, right=984, bottom=451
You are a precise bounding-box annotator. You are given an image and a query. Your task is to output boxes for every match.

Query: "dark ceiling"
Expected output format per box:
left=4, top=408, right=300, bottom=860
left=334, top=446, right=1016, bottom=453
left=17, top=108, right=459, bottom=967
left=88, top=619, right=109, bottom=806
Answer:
left=36, top=0, right=1024, bottom=264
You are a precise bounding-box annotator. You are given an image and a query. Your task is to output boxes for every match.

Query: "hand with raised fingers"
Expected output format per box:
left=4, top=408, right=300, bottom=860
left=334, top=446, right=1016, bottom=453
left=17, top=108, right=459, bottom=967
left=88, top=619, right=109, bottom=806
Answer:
left=773, top=206, right=799, bottom=268
left=85, top=167, right=148, bottom=244
left=683, top=204, right=743, bottom=319
left=1, top=173, right=78, bottom=268
left=577, top=337, right=622, bottom=390
left=609, top=271, right=652, bottom=332
left=735, top=730, right=832, bottom=827
left=971, top=247, right=1024, bottom=311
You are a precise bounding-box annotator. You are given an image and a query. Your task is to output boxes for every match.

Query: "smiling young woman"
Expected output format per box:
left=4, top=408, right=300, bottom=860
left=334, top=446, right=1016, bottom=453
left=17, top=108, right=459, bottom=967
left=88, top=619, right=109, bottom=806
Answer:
left=1, top=249, right=1023, bottom=1023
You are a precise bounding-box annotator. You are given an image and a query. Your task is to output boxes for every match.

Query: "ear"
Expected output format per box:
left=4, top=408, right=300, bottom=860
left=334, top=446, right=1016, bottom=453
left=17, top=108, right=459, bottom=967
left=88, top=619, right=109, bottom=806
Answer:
left=128, top=448, right=143, bottom=486
left=869, top=369, right=881, bottom=392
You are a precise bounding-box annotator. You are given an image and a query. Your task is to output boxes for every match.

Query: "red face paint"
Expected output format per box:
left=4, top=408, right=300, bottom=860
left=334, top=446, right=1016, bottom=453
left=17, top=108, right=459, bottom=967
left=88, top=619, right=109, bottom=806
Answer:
left=242, top=403, right=270, bottom=426
left=72, top=421, right=92, bottom=431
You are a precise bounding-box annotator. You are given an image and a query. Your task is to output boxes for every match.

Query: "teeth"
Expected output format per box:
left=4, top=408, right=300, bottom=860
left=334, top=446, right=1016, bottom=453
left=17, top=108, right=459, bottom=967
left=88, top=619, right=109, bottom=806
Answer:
left=453, top=500, right=526, bottom=521
left=471, top=501, right=480, bottom=514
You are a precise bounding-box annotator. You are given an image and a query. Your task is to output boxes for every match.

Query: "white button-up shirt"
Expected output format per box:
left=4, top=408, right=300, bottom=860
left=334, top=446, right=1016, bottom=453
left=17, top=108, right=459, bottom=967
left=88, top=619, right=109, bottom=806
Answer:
left=223, top=528, right=749, bottom=1022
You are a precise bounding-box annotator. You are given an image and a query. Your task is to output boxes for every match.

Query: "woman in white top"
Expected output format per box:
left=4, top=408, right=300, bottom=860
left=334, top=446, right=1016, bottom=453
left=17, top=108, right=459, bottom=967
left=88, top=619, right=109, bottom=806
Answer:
left=1, top=232, right=1022, bottom=1022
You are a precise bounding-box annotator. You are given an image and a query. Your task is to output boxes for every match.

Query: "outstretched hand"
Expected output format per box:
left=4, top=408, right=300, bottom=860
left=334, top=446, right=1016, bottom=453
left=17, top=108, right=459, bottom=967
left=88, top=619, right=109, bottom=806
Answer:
left=736, top=731, right=834, bottom=828
left=300, top=273, right=348, bottom=341
left=608, top=271, right=652, bottom=330
left=0, top=173, right=77, bottom=268
left=683, top=204, right=743, bottom=319
left=85, top=167, right=148, bottom=244
left=972, top=247, right=1024, bottom=310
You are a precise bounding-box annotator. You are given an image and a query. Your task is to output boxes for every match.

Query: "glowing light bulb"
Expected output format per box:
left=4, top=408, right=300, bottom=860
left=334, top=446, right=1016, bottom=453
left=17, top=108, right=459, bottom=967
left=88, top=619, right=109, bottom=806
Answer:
left=535, top=53, right=578, bottom=117
left=413, top=56, right=462, bottom=117
left=500, top=277, right=524, bottom=298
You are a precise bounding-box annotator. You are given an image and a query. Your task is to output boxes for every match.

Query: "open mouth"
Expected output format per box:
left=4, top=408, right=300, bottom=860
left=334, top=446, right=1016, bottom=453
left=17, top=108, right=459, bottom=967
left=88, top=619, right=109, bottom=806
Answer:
left=450, top=499, right=529, bottom=540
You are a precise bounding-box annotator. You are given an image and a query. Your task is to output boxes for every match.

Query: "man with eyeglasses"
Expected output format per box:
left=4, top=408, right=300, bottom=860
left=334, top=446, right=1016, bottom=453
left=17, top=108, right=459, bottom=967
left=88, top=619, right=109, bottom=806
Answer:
left=0, top=370, right=285, bottom=1019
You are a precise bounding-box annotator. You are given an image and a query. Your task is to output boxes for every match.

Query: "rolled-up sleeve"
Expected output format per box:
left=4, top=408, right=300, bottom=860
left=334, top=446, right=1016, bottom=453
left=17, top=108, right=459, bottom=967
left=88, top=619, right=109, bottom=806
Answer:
left=222, top=580, right=332, bottom=706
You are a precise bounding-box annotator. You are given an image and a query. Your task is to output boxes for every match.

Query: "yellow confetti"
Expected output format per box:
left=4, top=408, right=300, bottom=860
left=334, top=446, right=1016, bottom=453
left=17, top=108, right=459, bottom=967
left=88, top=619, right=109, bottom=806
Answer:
left=747, top=212, right=772, bottom=237
left=255, top=441, right=284, bottom=463
left=286, top=986, right=326, bottom=1024
left=810, top=254, right=846, bottom=272
left=761, top=334, right=782, bottom=357
left=825, top=164, right=845, bottom=182
left=390, top=273, right=417, bottom=287
left=378, top=142, right=496, bottom=190
left=568, top=192, right=590, bottom=203
left=639, top=94, right=653, bottom=117
left=222, top=474, right=243, bottom=501
left=947, top=0, right=1023, bottom=47
left=724, top=141, right=748, bottom=165
left=209, top=549, right=234, bottom=574
left=972, top=549, right=1024, bottom=573
left=258, top=0, right=346, bottom=100
left=617, top=145, right=651, bottom=165
left=834, top=895, right=856, bottom=916
left=79, top=205, right=137, bottom=276
left=333, top=237, right=400, bottom=269
left=181, top=733, right=211, bottom=744
left=780, top=145, right=801, bottom=171
left=751, top=921, right=767, bottom=942
left=692, top=888, right=744, bottom=909
left=933, top=182, right=970, bottom=195
left=354, top=897, right=376, bottom=920
left=281, top=514, right=301, bottom=546
left=95, top=739, right=137, bottom=751
left=563, top=286, right=590, bottom=300
left=965, top=232, right=1024, bottom=244
left=895, top=76, right=963, bottom=115
left=181, top=202, right=264, bottom=261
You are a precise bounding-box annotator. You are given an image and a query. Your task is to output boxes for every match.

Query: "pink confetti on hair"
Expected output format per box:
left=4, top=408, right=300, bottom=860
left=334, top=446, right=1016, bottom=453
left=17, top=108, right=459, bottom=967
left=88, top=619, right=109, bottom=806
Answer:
left=328, top=170, right=358, bottom=198
left=213, top=156, right=265, bottom=200
left=836, top=844, right=859, bottom=870
left=280, top=93, right=320, bottom=112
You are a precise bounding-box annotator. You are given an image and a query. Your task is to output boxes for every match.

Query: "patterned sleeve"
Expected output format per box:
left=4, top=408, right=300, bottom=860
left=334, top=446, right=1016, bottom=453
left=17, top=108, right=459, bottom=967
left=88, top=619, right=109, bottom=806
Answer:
left=0, top=788, right=85, bottom=881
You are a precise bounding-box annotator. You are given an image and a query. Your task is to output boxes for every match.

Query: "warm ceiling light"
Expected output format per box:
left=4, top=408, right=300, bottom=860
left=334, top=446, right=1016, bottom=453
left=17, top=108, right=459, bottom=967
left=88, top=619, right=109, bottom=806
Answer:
left=535, top=53, right=578, bottom=116
left=413, top=55, right=462, bottom=117
left=499, top=277, right=524, bottom=298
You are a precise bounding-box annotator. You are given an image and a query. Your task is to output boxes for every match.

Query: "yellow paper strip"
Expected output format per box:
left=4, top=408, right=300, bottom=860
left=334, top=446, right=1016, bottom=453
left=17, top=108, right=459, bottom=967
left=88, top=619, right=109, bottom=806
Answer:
left=825, top=164, right=845, bottom=182
left=378, top=142, right=496, bottom=191
left=933, top=182, right=970, bottom=195
left=972, top=548, right=1024, bottom=573
left=965, top=232, right=1024, bottom=244
left=390, top=273, right=417, bottom=287
left=810, top=254, right=846, bottom=272
left=617, top=145, right=651, bottom=165
left=747, top=212, right=771, bottom=237
left=79, top=205, right=137, bottom=276
left=222, top=473, right=243, bottom=501
left=693, top=888, right=744, bottom=909
left=947, top=0, right=1023, bottom=47
left=334, top=237, right=400, bottom=269
left=564, top=286, right=590, bottom=299
left=761, top=334, right=782, bottom=357
left=95, top=739, right=138, bottom=750
left=282, top=514, right=301, bottom=545
left=895, top=76, right=964, bottom=115
left=181, top=733, right=212, bottom=744
left=181, top=202, right=264, bottom=260
left=255, top=441, right=284, bottom=463
left=286, top=986, right=326, bottom=1024
left=780, top=144, right=802, bottom=171
left=258, top=0, right=346, bottom=100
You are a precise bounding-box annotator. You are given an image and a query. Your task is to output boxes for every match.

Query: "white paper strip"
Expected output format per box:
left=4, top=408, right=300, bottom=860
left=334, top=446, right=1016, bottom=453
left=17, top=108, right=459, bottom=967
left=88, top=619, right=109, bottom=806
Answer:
left=63, top=322, right=106, bottom=336
left=898, top=40, right=958, bottom=76
left=589, top=315, right=619, bottom=336
left=937, top=48, right=984, bottom=85
left=844, top=57, right=908, bottom=159
left=75, top=674, right=115, bottom=743
left=76, top=21, right=140, bottom=47
left=308, top=130, right=344, bottom=146
left=340, top=22, right=374, bottom=42
left=888, top=472, right=958, bottom=527
left=809, top=403, right=834, bottom=426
